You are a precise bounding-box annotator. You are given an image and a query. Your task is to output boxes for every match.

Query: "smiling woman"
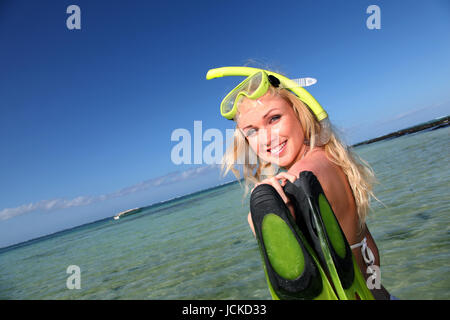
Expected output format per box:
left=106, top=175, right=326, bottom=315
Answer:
left=210, top=66, right=392, bottom=300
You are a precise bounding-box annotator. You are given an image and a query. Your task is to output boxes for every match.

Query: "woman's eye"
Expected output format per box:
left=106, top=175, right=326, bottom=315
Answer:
left=245, top=128, right=257, bottom=137
left=269, top=115, right=281, bottom=123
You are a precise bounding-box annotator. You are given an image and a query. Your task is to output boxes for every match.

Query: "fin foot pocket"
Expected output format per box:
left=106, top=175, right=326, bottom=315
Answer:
left=250, top=183, right=337, bottom=300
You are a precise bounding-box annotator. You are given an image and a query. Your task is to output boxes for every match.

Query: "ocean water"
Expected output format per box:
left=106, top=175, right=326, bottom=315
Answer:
left=0, top=127, right=448, bottom=300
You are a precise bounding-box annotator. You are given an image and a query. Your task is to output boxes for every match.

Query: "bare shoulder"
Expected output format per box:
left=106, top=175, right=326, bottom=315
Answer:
left=287, top=148, right=341, bottom=184
left=287, top=148, right=358, bottom=234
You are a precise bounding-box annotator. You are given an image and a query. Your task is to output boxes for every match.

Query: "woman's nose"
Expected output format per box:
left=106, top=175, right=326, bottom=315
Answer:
left=258, top=128, right=280, bottom=148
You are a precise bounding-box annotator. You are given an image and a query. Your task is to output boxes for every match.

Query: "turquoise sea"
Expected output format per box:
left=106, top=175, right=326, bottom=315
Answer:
left=0, top=127, right=449, bottom=300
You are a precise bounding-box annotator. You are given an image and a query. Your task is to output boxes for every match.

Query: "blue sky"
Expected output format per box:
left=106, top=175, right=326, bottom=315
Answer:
left=0, top=0, right=449, bottom=247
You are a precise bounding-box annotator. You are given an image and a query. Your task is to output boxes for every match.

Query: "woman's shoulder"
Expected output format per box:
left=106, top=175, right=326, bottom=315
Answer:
left=287, top=147, right=357, bottom=227
left=288, top=148, right=338, bottom=180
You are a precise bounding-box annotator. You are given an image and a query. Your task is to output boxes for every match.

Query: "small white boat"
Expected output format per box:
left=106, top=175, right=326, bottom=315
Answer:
left=113, top=207, right=140, bottom=220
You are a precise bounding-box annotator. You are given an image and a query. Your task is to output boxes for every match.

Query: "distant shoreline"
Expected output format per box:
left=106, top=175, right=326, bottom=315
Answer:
left=0, top=179, right=240, bottom=252
left=2, top=117, right=448, bottom=251
left=352, top=116, right=449, bottom=147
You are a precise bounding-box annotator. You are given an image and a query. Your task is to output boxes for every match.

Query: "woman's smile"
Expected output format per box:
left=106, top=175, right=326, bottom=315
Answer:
left=267, top=139, right=287, bottom=156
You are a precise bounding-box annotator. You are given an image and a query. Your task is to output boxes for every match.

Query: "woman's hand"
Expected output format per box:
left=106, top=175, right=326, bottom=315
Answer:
left=248, top=172, right=298, bottom=236
left=252, top=172, right=298, bottom=205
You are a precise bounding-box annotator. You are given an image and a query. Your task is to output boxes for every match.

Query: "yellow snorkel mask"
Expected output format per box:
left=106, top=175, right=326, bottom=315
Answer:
left=206, top=66, right=331, bottom=145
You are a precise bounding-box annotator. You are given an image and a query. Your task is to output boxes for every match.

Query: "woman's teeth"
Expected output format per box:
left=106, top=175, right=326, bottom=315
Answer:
left=269, top=141, right=286, bottom=155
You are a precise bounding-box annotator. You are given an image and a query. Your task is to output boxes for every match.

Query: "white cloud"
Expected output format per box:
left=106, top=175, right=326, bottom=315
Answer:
left=0, top=164, right=221, bottom=221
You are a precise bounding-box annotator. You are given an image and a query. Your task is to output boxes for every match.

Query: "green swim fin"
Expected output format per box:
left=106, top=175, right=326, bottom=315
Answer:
left=283, top=171, right=374, bottom=300
left=250, top=183, right=338, bottom=300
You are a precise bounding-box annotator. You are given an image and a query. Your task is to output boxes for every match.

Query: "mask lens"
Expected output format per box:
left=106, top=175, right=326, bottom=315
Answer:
left=220, top=71, right=267, bottom=119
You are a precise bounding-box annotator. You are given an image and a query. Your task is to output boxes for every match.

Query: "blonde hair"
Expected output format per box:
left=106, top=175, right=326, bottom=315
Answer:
left=221, top=86, right=376, bottom=229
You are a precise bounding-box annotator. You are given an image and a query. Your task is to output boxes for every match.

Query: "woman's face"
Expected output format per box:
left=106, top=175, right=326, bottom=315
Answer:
left=236, top=93, right=306, bottom=168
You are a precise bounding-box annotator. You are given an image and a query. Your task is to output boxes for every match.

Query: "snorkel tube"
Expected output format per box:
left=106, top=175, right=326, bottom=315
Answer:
left=206, top=66, right=331, bottom=146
